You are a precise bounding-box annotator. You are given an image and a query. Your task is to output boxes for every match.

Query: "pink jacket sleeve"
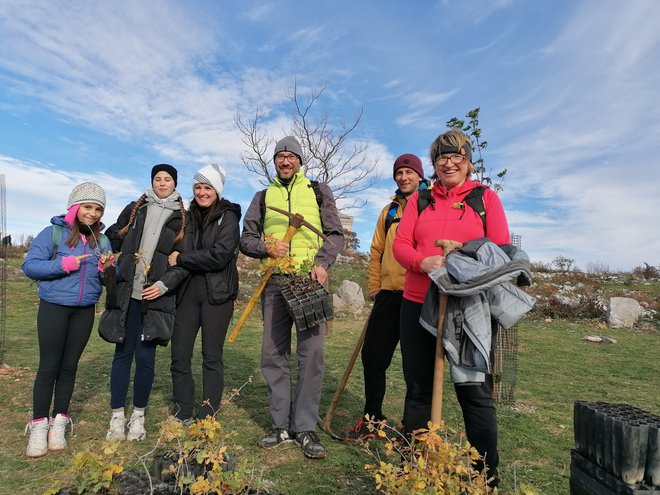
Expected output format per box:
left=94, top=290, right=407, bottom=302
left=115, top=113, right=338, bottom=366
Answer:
left=392, top=191, right=425, bottom=273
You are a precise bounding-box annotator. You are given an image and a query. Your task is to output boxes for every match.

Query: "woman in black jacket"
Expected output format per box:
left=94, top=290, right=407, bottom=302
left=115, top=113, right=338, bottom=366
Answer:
left=100, top=164, right=187, bottom=441
left=168, top=163, right=241, bottom=421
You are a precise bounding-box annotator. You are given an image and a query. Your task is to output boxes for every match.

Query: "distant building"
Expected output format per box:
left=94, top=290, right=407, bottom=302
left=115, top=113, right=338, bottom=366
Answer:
left=511, top=233, right=522, bottom=248
left=339, top=214, right=353, bottom=232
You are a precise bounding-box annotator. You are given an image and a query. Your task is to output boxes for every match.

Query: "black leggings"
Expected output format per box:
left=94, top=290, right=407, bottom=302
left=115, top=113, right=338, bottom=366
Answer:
left=33, top=300, right=94, bottom=419
left=170, top=275, right=234, bottom=420
left=399, top=297, right=499, bottom=484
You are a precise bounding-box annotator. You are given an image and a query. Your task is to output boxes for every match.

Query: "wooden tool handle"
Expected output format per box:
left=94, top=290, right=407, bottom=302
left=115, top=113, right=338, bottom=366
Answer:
left=323, top=315, right=369, bottom=424
left=227, top=224, right=298, bottom=344
left=431, top=292, right=449, bottom=424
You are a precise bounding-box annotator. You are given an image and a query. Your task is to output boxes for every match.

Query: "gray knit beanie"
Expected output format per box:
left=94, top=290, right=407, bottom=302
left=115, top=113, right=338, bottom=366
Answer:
left=273, top=136, right=303, bottom=163
left=67, top=182, right=106, bottom=209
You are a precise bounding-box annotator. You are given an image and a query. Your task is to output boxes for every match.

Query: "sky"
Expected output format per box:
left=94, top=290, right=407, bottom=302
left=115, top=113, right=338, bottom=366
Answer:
left=1, top=0, right=659, bottom=272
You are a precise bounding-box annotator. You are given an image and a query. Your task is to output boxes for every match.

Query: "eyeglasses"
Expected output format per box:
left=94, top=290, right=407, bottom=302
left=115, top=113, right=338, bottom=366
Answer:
left=275, top=153, right=299, bottom=163
left=435, top=154, right=467, bottom=165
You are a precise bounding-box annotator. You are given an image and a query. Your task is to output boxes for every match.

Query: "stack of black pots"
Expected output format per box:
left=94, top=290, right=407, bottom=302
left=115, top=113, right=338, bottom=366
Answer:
left=278, top=276, right=333, bottom=331
left=572, top=400, right=660, bottom=494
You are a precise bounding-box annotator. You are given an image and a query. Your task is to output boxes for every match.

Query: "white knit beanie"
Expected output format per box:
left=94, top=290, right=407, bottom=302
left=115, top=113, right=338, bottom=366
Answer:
left=193, top=163, right=226, bottom=199
left=67, top=182, right=106, bottom=209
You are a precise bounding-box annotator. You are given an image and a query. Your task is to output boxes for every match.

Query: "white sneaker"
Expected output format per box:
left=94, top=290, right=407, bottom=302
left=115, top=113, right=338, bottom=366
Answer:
left=48, top=413, right=72, bottom=451
left=126, top=411, right=146, bottom=441
left=106, top=413, right=126, bottom=441
left=25, top=418, right=49, bottom=458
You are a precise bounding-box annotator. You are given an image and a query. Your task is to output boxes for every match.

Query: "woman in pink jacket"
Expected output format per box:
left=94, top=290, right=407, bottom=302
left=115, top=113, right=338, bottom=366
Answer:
left=392, top=129, right=510, bottom=488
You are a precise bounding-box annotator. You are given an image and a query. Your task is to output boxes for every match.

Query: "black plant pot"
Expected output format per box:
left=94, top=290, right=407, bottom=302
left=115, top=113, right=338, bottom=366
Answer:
left=646, top=422, right=660, bottom=486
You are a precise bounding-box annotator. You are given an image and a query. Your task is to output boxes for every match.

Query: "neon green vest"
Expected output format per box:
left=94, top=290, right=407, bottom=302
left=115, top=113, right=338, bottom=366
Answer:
left=263, top=171, right=323, bottom=272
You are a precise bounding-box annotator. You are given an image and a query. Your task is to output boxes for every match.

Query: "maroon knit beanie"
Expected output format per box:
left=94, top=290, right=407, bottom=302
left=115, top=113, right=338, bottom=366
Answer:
left=393, top=153, right=424, bottom=179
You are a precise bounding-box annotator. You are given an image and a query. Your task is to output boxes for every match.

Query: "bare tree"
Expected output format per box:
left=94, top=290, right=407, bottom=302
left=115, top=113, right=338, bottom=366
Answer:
left=235, top=81, right=381, bottom=210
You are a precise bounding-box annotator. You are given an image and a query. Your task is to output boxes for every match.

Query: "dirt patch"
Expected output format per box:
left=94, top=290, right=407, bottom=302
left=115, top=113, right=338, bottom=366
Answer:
left=0, top=363, right=32, bottom=380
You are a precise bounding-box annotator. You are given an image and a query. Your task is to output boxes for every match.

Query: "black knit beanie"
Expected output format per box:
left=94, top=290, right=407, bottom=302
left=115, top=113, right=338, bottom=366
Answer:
left=151, top=163, right=178, bottom=187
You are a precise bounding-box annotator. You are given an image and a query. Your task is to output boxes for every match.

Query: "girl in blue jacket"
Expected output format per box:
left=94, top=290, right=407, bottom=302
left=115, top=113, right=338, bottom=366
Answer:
left=21, top=182, right=116, bottom=458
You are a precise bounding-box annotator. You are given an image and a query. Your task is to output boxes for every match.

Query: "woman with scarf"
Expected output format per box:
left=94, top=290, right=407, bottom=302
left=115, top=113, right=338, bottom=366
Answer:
left=99, top=164, right=187, bottom=441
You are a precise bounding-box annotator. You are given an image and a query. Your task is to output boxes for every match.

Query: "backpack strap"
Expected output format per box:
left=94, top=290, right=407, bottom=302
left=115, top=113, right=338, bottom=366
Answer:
left=417, top=185, right=487, bottom=234
left=260, top=181, right=324, bottom=219
left=98, top=233, right=111, bottom=253
left=462, top=185, right=487, bottom=234
left=51, top=224, right=64, bottom=260
left=308, top=180, right=323, bottom=207
left=416, top=188, right=435, bottom=215
left=384, top=201, right=400, bottom=235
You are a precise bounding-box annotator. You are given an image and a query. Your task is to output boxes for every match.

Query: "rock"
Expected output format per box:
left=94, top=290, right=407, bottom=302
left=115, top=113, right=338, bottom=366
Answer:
left=333, top=279, right=364, bottom=313
left=606, top=297, right=642, bottom=328
left=581, top=335, right=617, bottom=344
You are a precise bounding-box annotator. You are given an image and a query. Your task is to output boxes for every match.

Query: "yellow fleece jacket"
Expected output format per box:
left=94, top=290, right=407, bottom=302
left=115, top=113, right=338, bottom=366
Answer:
left=367, top=195, right=407, bottom=295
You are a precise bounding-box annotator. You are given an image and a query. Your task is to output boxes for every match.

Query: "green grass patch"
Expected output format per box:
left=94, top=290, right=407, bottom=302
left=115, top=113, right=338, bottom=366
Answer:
left=1, top=257, right=659, bottom=494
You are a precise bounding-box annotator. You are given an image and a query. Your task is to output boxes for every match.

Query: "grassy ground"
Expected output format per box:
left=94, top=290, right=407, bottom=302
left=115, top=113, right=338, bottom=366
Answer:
left=1, top=256, right=659, bottom=494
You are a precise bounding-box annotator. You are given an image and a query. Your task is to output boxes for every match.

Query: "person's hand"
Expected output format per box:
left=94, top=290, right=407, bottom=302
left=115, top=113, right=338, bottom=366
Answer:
left=99, top=252, right=120, bottom=270
left=168, top=251, right=180, bottom=266
left=62, top=254, right=92, bottom=273
left=369, top=290, right=380, bottom=301
left=142, top=284, right=163, bottom=300
left=421, top=255, right=445, bottom=274
left=310, top=265, right=328, bottom=285
left=266, top=240, right=289, bottom=258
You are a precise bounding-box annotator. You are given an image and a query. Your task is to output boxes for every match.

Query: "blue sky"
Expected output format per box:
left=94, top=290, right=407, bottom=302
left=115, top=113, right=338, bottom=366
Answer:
left=1, top=0, right=659, bottom=271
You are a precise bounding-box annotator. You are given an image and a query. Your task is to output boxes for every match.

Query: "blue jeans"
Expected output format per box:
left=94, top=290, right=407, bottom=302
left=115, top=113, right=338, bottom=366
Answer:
left=109, top=299, right=157, bottom=409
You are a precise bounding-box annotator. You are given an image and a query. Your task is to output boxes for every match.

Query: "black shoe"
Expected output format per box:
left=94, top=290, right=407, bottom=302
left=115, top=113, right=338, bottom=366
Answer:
left=258, top=428, right=293, bottom=449
left=294, top=431, right=326, bottom=459
left=343, top=417, right=377, bottom=442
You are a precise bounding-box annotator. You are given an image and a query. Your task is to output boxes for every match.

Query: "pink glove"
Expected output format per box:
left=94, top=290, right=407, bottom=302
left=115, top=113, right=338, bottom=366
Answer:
left=62, top=255, right=80, bottom=274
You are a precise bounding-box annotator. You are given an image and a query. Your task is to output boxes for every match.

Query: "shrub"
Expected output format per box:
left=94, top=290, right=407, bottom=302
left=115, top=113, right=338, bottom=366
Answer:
left=631, top=262, right=660, bottom=280
left=363, top=419, right=492, bottom=494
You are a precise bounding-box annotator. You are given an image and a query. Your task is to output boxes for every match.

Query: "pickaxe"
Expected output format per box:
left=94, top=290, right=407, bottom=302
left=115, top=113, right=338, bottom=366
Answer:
left=431, top=239, right=464, bottom=424
left=317, top=306, right=373, bottom=440
left=227, top=205, right=335, bottom=344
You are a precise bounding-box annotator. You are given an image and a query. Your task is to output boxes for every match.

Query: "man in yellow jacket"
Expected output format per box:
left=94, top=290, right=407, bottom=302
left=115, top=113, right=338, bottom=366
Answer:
left=345, top=153, right=427, bottom=440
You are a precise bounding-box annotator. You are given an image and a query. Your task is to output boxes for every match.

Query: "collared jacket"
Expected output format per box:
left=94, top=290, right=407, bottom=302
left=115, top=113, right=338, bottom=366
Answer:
left=240, top=172, right=344, bottom=271
left=420, top=239, right=536, bottom=383
left=368, top=194, right=407, bottom=295
left=98, top=200, right=187, bottom=346
left=22, top=215, right=106, bottom=307
left=393, top=180, right=510, bottom=304
left=175, top=199, right=241, bottom=305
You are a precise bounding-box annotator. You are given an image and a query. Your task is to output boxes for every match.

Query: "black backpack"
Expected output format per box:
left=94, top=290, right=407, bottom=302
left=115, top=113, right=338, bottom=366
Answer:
left=416, top=185, right=487, bottom=233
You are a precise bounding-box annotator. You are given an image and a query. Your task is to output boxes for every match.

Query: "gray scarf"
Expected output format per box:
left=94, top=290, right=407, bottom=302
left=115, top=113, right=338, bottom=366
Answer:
left=131, top=189, right=181, bottom=297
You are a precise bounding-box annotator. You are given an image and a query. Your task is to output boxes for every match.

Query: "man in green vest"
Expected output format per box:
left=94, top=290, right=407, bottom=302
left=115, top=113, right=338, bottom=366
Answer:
left=240, top=136, right=344, bottom=459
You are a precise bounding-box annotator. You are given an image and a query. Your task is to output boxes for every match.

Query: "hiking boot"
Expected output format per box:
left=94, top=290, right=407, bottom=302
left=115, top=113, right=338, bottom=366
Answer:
left=48, top=413, right=72, bottom=451
left=294, top=431, right=326, bottom=459
left=106, top=413, right=126, bottom=441
left=25, top=417, right=49, bottom=458
left=344, top=417, right=376, bottom=442
left=172, top=416, right=195, bottom=427
left=126, top=411, right=146, bottom=441
left=258, top=428, right=293, bottom=449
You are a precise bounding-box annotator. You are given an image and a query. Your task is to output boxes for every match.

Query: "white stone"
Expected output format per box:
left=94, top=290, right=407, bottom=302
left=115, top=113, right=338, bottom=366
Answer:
left=606, top=297, right=642, bottom=328
left=333, top=279, right=365, bottom=313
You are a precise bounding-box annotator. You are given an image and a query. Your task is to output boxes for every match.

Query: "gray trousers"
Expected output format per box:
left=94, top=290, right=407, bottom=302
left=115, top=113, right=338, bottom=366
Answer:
left=261, top=278, right=324, bottom=433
